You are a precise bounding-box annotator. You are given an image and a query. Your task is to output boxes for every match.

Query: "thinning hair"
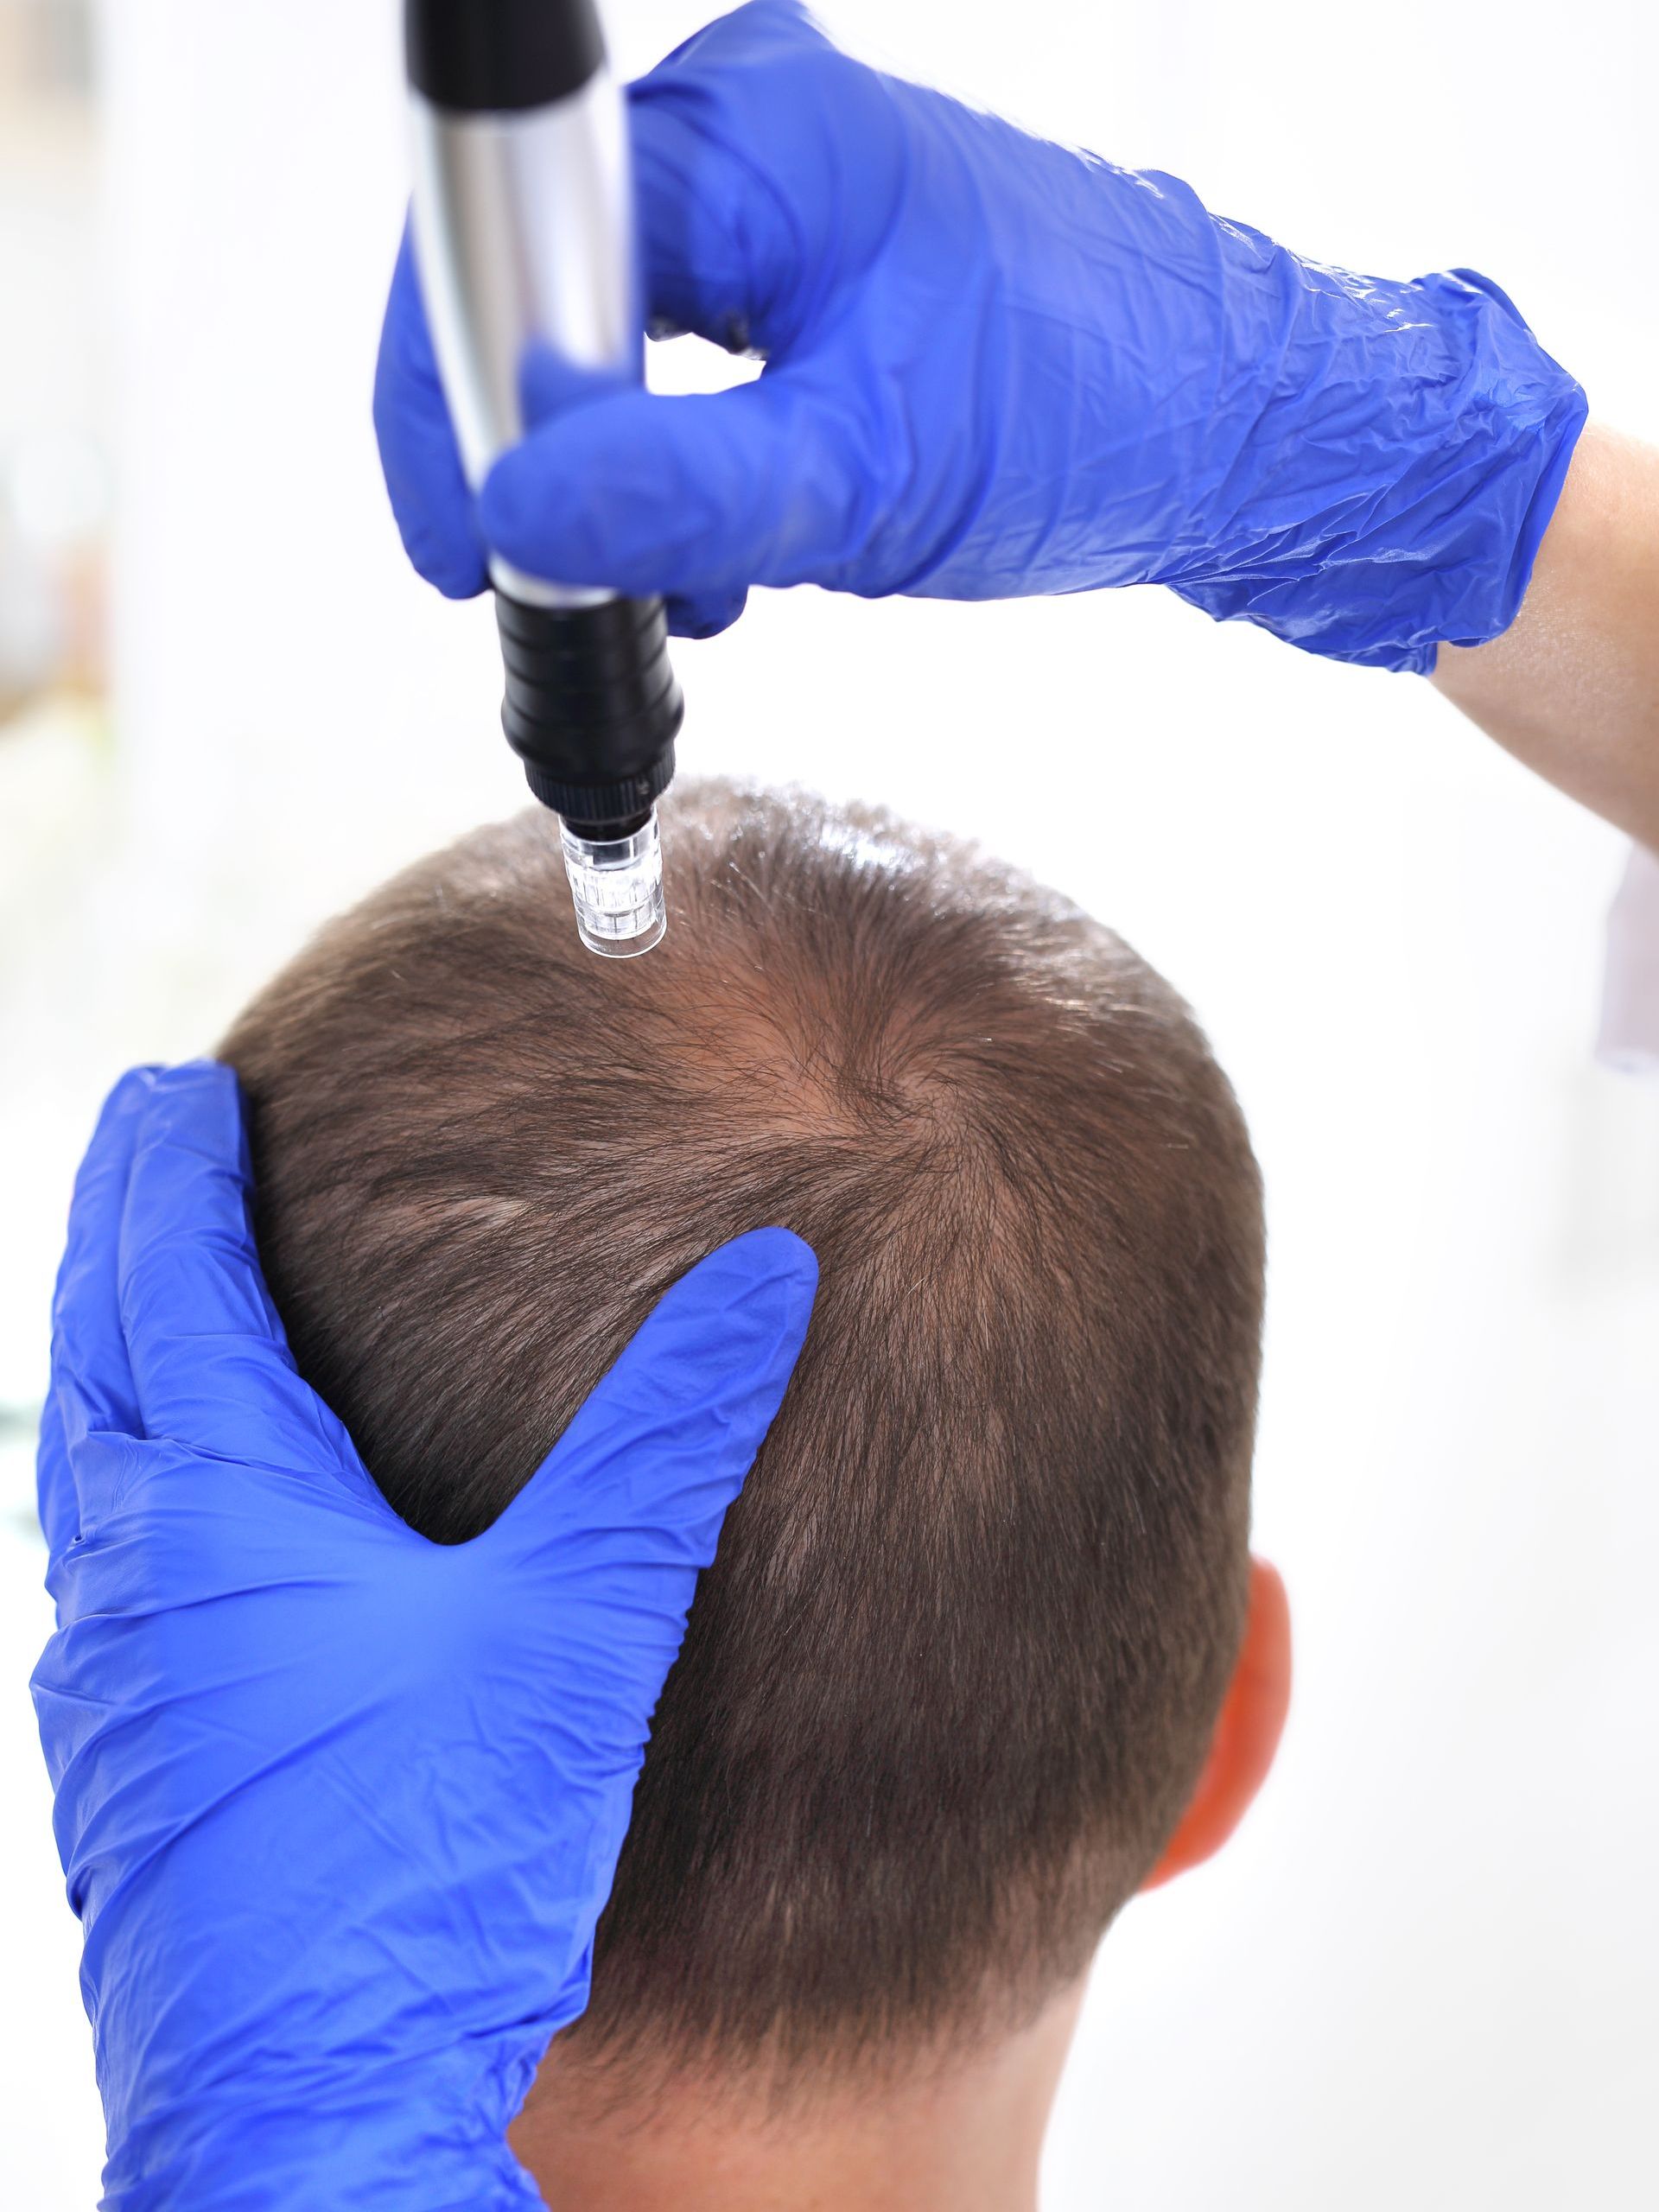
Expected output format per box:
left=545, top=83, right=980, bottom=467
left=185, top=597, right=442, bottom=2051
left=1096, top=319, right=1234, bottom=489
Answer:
left=221, top=780, right=1264, bottom=2080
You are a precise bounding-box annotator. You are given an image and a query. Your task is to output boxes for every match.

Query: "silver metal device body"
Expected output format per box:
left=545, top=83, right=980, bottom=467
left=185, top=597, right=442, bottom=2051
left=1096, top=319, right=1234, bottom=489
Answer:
left=408, top=58, right=671, bottom=960
left=409, top=76, right=638, bottom=612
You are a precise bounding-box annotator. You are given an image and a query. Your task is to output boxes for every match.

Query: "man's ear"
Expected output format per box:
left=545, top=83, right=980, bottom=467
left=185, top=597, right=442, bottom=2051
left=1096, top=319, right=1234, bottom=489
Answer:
left=1141, top=1558, right=1291, bottom=1891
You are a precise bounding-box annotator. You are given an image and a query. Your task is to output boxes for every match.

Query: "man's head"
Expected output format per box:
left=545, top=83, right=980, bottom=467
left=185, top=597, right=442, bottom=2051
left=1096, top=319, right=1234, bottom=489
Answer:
left=220, top=781, right=1274, bottom=2103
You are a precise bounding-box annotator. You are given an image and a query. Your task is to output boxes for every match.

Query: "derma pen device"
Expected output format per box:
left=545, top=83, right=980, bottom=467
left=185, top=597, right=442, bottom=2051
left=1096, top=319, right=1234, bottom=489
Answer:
left=406, top=0, right=682, bottom=957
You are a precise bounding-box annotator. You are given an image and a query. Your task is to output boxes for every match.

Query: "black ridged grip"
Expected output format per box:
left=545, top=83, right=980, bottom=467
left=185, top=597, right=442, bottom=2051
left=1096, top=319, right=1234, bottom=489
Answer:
left=495, top=593, right=682, bottom=833
left=407, top=0, right=605, bottom=114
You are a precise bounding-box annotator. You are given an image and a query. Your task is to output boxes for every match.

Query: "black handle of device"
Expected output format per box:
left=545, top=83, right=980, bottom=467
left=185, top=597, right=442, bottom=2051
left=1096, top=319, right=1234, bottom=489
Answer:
left=497, top=595, right=682, bottom=836
left=407, top=0, right=605, bottom=112
left=405, top=0, right=684, bottom=836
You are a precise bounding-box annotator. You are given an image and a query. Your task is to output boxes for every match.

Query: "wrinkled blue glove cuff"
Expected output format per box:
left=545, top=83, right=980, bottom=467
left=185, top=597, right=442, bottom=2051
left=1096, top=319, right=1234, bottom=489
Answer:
left=1158, top=251, right=1587, bottom=673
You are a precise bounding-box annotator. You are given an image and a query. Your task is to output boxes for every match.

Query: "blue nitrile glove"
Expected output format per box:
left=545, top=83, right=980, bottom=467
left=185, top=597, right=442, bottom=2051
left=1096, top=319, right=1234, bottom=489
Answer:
left=372, top=0, right=1586, bottom=670
left=31, top=1061, right=817, bottom=2211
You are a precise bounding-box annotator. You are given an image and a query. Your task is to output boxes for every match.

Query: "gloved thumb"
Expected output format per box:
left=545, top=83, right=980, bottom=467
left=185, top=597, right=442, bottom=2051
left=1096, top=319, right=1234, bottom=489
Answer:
left=478, top=373, right=873, bottom=604
left=480, top=1226, right=817, bottom=1586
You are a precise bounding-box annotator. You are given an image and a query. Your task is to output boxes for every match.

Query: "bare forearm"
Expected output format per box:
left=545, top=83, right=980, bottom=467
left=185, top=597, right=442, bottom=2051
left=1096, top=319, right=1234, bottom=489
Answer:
left=1431, top=424, right=1659, bottom=850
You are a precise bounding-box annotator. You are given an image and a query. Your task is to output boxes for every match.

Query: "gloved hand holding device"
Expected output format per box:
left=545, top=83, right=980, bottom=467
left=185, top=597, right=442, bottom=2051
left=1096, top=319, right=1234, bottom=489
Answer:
left=31, top=1062, right=817, bottom=2210
left=375, top=0, right=1586, bottom=670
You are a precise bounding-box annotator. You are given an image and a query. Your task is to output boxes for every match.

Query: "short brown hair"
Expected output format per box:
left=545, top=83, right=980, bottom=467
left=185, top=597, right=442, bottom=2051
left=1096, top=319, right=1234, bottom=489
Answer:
left=220, top=780, right=1264, bottom=2077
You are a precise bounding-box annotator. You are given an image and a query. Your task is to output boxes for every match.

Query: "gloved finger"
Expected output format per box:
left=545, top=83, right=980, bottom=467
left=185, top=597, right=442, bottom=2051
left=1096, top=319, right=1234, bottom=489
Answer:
left=41, top=1069, right=161, bottom=1555
left=46, top=1068, right=168, bottom=1554
left=483, top=1225, right=817, bottom=1578
left=479, top=374, right=871, bottom=602
left=518, top=343, right=631, bottom=427
left=116, top=1063, right=368, bottom=1483
left=664, top=584, right=748, bottom=639
left=372, top=226, right=489, bottom=601
left=35, top=1397, right=148, bottom=1567
left=34, top=1394, right=77, bottom=1561
left=629, top=1, right=841, bottom=358
left=632, top=105, right=794, bottom=358
left=518, top=349, right=749, bottom=636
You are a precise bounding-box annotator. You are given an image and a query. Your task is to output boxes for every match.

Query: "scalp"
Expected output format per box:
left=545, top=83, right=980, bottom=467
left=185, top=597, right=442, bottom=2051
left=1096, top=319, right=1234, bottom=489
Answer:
left=220, top=777, right=1265, bottom=2081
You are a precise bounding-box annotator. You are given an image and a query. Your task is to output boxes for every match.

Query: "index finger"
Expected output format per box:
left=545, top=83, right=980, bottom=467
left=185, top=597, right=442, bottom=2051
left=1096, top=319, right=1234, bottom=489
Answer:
left=373, top=225, right=490, bottom=601
left=40, top=1068, right=157, bottom=1554
left=630, top=84, right=812, bottom=362
left=116, top=1062, right=366, bottom=1484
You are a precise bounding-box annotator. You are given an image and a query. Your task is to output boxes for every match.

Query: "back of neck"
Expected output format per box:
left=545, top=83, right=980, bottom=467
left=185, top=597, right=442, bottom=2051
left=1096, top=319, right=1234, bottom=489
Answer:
left=509, top=1982, right=1085, bottom=2212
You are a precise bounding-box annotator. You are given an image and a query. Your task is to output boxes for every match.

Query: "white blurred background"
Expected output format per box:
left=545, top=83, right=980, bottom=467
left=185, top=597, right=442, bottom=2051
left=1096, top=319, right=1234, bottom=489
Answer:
left=3, top=0, right=1656, bottom=2202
